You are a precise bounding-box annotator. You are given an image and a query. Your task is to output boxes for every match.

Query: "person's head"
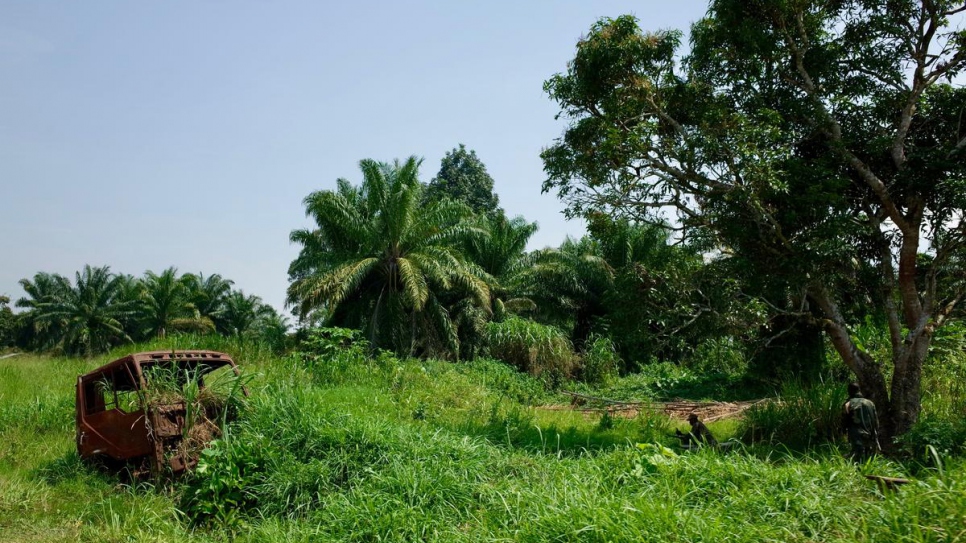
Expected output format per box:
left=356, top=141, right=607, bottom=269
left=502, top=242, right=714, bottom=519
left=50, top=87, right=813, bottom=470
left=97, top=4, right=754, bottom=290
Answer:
left=848, top=382, right=862, bottom=397
left=687, top=413, right=699, bottom=425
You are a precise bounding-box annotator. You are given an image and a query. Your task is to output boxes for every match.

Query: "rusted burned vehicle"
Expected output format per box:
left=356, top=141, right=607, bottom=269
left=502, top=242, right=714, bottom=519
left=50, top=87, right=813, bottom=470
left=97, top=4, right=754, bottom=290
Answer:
left=76, top=350, right=246, bottom=475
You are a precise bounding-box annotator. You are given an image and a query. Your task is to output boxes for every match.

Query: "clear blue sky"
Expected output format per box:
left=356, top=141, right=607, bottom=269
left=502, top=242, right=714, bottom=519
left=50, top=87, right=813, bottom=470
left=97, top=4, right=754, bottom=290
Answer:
left=0, top=1, right=709, bottom=314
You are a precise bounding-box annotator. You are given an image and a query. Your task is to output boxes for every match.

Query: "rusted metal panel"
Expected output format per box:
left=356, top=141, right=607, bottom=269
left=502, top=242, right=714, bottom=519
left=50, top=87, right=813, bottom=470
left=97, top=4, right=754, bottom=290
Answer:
left=75, top=350, right=242, bottom=475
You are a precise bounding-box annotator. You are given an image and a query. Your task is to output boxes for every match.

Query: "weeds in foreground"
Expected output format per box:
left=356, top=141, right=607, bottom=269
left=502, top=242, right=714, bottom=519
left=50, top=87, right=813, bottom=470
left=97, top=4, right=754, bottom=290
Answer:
left=2, top=339, right=966, bottom=542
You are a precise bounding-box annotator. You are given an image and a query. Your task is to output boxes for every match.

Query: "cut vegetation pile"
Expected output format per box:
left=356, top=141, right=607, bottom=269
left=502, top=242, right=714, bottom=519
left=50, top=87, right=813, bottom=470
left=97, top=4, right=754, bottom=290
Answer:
left=555, top=391, right=766, bottom=422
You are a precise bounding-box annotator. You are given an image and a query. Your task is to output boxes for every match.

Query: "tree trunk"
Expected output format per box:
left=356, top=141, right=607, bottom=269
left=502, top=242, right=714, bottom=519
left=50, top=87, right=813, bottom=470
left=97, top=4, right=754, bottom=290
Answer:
left=889, top=330, right=929, bottom=436
left=810, top=285, right=893, bottom=441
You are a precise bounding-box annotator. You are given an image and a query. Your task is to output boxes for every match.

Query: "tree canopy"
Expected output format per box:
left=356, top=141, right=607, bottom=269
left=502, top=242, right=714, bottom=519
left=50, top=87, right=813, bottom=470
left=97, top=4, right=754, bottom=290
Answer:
left=425, top=144, right=501, bottom=215
left=542, top=1, right=966, bottom=437
left=287, top=156, right=491, bottom=357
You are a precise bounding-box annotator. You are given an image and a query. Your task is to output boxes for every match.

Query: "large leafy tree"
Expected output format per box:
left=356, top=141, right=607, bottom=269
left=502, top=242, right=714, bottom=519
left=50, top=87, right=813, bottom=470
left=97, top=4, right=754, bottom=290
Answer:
left=288, top=156, right=490, bottom=356
left=30, top=265, right=139, bottom=356
left=542, top=3, right=966, bottom=437
left=424, top=144, right=501, bottom=216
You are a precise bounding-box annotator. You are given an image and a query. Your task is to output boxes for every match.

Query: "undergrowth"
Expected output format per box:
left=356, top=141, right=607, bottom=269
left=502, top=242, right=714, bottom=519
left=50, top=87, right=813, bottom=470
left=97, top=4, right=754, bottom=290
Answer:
left=1, top=335, right=965, bottom=542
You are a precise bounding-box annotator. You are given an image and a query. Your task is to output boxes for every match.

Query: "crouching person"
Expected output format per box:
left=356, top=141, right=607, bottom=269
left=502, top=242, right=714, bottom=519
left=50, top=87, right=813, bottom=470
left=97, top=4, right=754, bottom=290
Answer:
left=675, top=413, right=718, bottom=449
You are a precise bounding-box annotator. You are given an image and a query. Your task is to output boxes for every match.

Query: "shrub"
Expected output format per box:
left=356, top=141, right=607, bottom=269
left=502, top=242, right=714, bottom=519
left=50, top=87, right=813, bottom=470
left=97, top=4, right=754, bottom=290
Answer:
left=484, top=317, right=577, bottom=387
left=296, top=327, right=397, bottom=385
left=180, top=437, right=267, bottom=528
left=683, top=336, right=747, bottom=377
left=457, top=357, right=547, bottom=405
left=897, top=417, right=966, bottom=458
left=739, top=380, right=846, bottom=449
left=580, top=335, right=621, bottom=385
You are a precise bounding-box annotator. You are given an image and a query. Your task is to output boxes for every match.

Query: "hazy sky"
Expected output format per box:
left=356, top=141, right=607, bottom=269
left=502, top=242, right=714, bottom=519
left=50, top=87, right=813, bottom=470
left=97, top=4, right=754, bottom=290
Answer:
left=0, top=1, right=709, bottom=313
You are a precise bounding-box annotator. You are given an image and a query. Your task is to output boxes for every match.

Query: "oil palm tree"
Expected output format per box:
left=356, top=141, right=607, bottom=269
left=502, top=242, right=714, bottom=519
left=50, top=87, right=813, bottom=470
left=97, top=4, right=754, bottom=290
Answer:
left=140, top=267, right=193, bottom=338
left=31, top=265, right=140, bottom=356
left=288, top=156, right=490, bottom=356
left=16, top=271, right=71, bottom=350
left=466, top=213, right=540, bottom=318
left=524, top=237, right=614, bottom=349
left=450, top=213, right=539, bottom=358
left=216, top=291, right=273, bottom=337
left=183, top=272, right=234, bottom=322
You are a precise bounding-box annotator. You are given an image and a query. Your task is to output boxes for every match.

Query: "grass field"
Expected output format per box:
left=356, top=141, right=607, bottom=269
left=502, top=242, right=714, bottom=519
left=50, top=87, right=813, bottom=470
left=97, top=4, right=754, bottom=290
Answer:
left=1, top=337, right=965, bottom=542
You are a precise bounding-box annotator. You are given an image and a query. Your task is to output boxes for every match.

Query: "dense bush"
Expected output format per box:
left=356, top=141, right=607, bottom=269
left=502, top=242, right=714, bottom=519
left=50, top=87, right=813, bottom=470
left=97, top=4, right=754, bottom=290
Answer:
left=740, top=380, right=847, bottom=450
left=684, top=336, right=747, bottom=378
left=455, top=357, right=547, bottom=405
left=898, top=347, right=966, bottom=458
left=484, top=317, right=577, bottom=387
left=579, top=334, right=621, bottom=385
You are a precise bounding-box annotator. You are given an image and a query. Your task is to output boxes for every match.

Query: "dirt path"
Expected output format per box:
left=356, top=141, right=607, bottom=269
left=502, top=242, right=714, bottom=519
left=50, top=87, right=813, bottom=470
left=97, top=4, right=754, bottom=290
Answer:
left=540, top=391, right=768, bottom=422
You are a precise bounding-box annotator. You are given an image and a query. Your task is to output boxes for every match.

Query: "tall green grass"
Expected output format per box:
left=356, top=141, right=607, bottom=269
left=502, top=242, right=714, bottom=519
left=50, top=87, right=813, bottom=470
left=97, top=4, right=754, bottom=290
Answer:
left=740, top=380, right=847, bottom=450
left=3, top=337, right=966, bottom=542
left=484, top=317, right=577, bottom=386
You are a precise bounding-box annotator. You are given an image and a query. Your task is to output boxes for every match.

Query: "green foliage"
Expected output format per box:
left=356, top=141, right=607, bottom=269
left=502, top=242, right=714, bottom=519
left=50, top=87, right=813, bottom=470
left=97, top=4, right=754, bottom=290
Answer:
left=4, top=344, right=966, bottom=541
left=139, top=267, right=194, bottom=339
left=183, top=272, right=234, bottom=323
left=181, top=437, right=267, bottom=528
left=295, top=327, right=389, bottom=385
left=215, top=290, right=275, bottom=337
left=424, top=144, right=500, bottom=216
left=587, top=216, right=756, bottom=365
left=0, top=295, right=13, bottom=348
left=14, top=267, right=288, bottom=356
left=455, top=358, right=547, bottom=406
left=579, top=334, right=621, bottom=385
left=522, top=237, right=613, bottom=349
left=542, top=4, right=966, bottom=437
left=288, top=156, right=490, bottom=358
left=685, top=336, right=748, bottom=378
left=484, top=316, right=577, bottom=386
left=898, top=347, right=966, bottom=458
left=579, top=359, right=763, bottom=403
left=25, top=265, right=139, bottom=357
left=740, top=381, right=847, bottom=450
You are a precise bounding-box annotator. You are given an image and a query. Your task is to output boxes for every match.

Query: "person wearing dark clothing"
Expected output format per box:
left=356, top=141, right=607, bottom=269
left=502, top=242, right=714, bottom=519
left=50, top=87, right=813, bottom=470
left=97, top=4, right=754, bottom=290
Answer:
left=842, top=382, right=879, bottom=461
left=686, top=413, right=718, bottom=447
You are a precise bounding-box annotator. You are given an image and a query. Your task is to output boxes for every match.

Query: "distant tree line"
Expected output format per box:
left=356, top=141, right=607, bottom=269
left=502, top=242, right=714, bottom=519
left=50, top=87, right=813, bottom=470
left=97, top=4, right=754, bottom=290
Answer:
left=286, top=145, right=767, bottom=377
left=1, top=266, right=287, bottom=356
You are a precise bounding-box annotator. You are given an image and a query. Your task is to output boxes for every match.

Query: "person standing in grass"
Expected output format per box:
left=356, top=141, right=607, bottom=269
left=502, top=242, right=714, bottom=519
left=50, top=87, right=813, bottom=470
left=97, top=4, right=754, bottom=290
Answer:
left=686, top=413, right=717, bottom=448
left=842, top=382, right=880, bottom=461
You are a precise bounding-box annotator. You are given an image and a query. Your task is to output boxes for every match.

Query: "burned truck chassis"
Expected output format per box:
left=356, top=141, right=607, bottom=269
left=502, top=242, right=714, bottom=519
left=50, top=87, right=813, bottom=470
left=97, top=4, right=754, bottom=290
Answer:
left=75, top=350, right=244, bottom=475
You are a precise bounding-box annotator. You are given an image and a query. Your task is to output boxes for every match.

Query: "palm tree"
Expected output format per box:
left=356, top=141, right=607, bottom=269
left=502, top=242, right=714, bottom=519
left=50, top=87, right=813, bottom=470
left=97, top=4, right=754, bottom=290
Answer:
left=287, top=156, right=490, bottom=356
left=466, top=213, right=539, bottom=318
left=32, top=265, right=140, bottom=356
left=140, top=267, right=193, bottom=338
left=16, top=271, right=70, bottom=350
left=255, top=308, right=290, bottom=353
left=216, top=291, right=273, bottom=336
left=112, top=273, right=146, bottom=340
left=524, top=237, right=614, bottom=349
left=183, top=272, right=234, bottom=322
left=449, top=213, right=539, bottom=358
